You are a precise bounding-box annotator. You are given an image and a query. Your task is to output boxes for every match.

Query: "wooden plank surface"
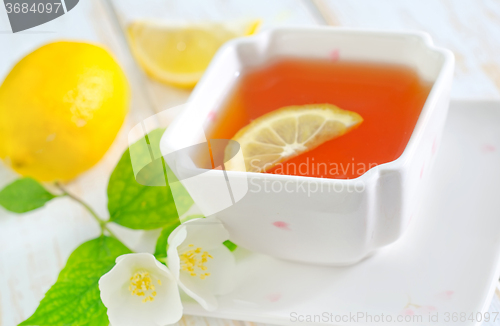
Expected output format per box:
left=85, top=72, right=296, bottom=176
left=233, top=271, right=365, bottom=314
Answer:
left=0, top=1, right=316, bottom=326
left=313, top=0, right=500, bottom=100
left=1, top=1, right=500, bottom=326
left=109, top=0, right=320, bottom=114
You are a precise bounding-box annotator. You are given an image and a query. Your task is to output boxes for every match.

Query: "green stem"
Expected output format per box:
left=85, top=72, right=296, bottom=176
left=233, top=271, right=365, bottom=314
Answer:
left=102, top=224, right=119, bottom=239
left=55, top=183, right=117, bottom=238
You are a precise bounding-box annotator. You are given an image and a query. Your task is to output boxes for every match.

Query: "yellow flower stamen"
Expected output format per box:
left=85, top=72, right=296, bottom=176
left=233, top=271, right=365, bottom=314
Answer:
left=129, top=270, right=161, bottom=302
left=179, top=244, right=214, bottom=280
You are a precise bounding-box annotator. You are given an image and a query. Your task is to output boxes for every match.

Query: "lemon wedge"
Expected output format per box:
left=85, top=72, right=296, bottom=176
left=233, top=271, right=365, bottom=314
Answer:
left=224, top=104, right=363, bottom=173
left=127, top=20, right=260, bottom=88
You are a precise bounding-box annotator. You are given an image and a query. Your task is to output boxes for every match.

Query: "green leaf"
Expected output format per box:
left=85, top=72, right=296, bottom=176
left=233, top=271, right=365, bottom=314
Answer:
left=154, top=215, right=204, bottom=260
left=0, top=177, right=56, bottom=213
left=182, top=214, right=205, bottom=223
left=20, top=236, right=131, bottom=326
left=146, top=128, right=193, bottom=216
left=147, top=128, right=193, bottom=216
left=223, top=240, right=238, bottom=252
left=154, top=220, right=181, bottom=260
left=154, top=215, right=235, bottom=260
left=165, top=164, right=194, bottom=217
left=107, top=129, right=184, bottom=230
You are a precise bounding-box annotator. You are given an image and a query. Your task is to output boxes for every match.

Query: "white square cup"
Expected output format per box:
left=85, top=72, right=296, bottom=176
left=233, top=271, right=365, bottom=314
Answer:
left=161, top=27, right=454, bottom=265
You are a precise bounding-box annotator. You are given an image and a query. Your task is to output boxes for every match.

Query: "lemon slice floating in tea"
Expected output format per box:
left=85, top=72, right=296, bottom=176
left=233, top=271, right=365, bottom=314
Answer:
left=127, top=20, right=260, bottom=88
left=224, top=104, right=363, bottom=173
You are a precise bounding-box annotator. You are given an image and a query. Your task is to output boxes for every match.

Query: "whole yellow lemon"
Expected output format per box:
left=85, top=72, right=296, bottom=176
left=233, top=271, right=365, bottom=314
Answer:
left=0, top=41, right=129, bottom=182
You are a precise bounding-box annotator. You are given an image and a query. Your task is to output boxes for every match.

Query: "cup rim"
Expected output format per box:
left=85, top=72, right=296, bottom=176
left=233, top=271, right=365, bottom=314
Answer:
left=161, top=26, right=455, bottom=183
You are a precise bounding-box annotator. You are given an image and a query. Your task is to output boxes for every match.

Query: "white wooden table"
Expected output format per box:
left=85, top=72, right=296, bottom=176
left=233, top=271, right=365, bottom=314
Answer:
left=1, top=1, right=500, bottom=325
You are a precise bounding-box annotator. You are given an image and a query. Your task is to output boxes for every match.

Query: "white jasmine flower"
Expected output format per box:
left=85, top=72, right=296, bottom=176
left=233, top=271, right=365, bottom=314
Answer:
left=167, top=217, right=235, bottom=311
left=99, top=253, right=182, bottom=326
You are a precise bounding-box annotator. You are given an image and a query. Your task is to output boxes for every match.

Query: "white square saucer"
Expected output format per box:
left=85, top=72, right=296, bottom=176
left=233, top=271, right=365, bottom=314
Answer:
left=182, top=100, right=500, bottom=326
